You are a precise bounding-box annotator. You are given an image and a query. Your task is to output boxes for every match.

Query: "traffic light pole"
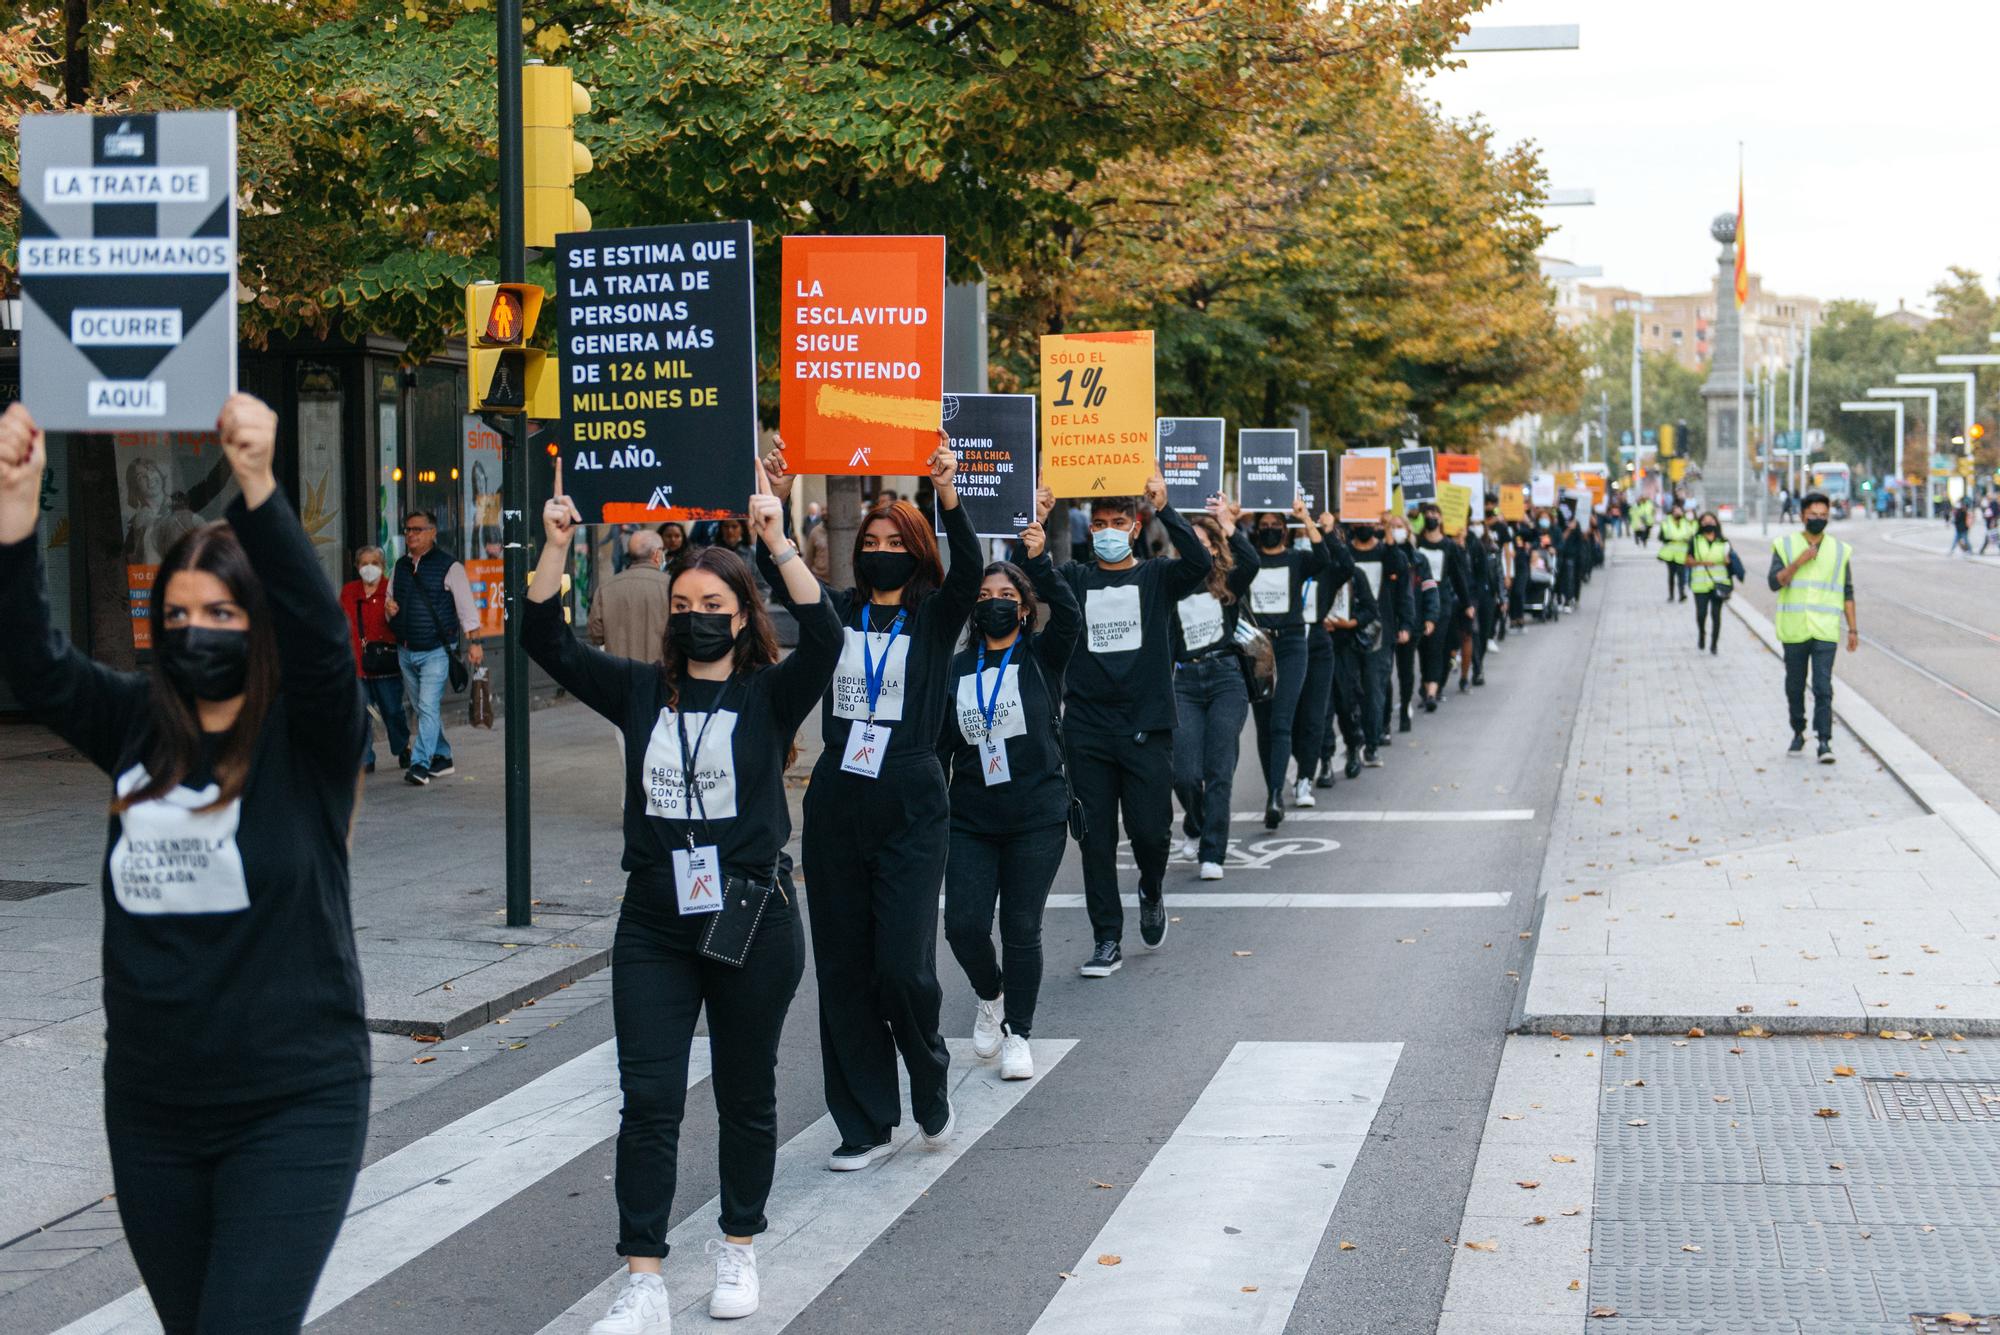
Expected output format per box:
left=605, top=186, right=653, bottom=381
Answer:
left=498, top=0, right=532, bottom=929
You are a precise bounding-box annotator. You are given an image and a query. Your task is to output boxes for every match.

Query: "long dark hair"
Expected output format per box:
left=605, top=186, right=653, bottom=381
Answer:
left=658, top=547, right=781, bottom=712
left=115, top=522, right=279, bottom=814
left=851, top=500, right=942, bottom=610
left=1188, top=513, right=1235, bottom=604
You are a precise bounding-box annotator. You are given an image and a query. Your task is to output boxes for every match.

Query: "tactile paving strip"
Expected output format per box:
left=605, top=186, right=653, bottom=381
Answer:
left=1590, top=1220, right=1782, bottom=1269
left=1594, top=1182, right=1855, bottom=1225
left=1776, top=1222, right=2000, bottom=1272
left=1761, top=1144, right=2000, bottom=1187
left=1867, top=1078, right=2000, bottom=1122
left=1906, top=1317, right=2000, bottom=1334
left=1850, top=1185, right=2000, bottom=1228
left=1596, top=1142, right=1762, bottom=1187
left=1585, top=1265, right=1885, bottom=1325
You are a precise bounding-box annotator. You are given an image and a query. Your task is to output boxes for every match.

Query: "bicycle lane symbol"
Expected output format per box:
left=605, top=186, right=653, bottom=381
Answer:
left=1117, top=836, right=1341, bottom=871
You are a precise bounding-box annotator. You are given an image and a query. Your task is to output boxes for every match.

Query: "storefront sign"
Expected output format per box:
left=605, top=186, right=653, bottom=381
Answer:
left=557, top=221, right=758, bottom=523
left=934, top=394, right=1037, bottom=540
left=1039, top=330, right=1155, bottom=498
left=1158, top=417, right=1223, bottom=512
left=20, top=111, right=239, bottom=431
left=1237, top=428, right=1298, bottom=512
left=778, top=235, right=945, bottom=475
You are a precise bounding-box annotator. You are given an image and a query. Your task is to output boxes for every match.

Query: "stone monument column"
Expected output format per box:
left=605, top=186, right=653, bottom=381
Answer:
left=1700, top=213, right=1744, bottom=507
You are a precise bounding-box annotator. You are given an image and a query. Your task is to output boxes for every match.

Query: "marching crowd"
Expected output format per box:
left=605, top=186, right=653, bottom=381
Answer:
left=0, top=396, right=1608, bottom=1335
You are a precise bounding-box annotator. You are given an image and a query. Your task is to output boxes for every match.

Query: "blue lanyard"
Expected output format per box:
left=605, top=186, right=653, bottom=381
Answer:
left=974, top=640, right=1018, bottom=738
left=675, top=677, right=739, bottom=846
left=861, top=606, right=907, bottom=721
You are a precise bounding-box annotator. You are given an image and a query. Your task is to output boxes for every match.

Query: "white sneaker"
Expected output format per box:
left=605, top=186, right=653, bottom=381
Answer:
left=1199, top=861, right=1225, bottom=881
left=706, top=1239, right=759, bottom=1319
left=1176, top=836, right=1200, bottom=861
left=591, top=1272, right=671, bottom=1335
left=972, top=995, right=1005, bottom=1059
left=921, top=1097, right=956, bottom=1148
left=1294, top=777, right=1316, bottom=808
left=999, top=1033, right=1034, bottom=1080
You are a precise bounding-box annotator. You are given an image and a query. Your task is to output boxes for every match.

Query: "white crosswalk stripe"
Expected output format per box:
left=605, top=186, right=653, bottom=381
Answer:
left=1028, top=1041, right=1401, bottom=1334
left=1228, top=808, right=1534, bottom=823
left=536, top=1038, right=1074, bottom=1334
left=1047, top=892, right=1511, bottom=909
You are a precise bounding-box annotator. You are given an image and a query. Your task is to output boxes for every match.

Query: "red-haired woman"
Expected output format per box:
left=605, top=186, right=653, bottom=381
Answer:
left=763, top=434, right=980, bottom=1171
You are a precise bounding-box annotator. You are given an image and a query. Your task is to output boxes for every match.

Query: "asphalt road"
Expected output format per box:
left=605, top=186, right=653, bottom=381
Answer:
left=18, top=578, right=1604, bottom=1335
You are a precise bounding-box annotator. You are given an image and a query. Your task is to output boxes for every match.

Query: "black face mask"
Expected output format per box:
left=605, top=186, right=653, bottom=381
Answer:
left=1700, top=525, right=1718, bottom=537
left=159, top=626, right=251, bottom=702
left=1803, top=516, right=1828, bottom=535
left=668, top=611, right=739, bottom=663
left=856, top=550, right=918, bottom=592
left=972, top=598, right=1022, bottom=639
left=1257, top=526, right=1287, bottom=549
left=1350, top=528, right=1379, bottom=546
left=1423, top=515, right=1441, bottom=534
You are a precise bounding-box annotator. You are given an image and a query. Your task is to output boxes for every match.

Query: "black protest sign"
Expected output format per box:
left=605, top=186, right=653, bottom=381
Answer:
left=557, top=221, right=758, bottom=523
left=1397, top=446, right=1436, bottom=502
left=1237, top=428, right=1299, bottom=513
left=1158, top=417, right=1224, bottom=512
left=935, top=393, right=1037, bottom=540
left=1296, top=450, right=1329, bottom=521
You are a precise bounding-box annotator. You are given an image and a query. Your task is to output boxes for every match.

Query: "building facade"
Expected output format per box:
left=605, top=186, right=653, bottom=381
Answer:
left=1579, top=276, right=1823, bottom=375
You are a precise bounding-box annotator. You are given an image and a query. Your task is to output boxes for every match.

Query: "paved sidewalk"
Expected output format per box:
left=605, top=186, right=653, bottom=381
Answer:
left=1522, top=549, right=2000, bottom=1036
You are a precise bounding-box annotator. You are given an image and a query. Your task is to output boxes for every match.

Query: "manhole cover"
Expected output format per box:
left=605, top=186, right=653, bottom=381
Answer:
left=0, top=880, right=86, bottom=902
left=1910, top=1316, right=2000, bottom=1333
left=1868, top=1078, right=2000, bottom=1122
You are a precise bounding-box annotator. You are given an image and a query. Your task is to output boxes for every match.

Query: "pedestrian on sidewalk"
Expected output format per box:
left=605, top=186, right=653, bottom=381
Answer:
left=342, top=545, right=407, bottom=774
left=1414, top=504, right=1467, bottom=713
left=1980, top=495, right=2000, bottom=555
left=1316, top=517, right=1380, bottom=780
left=1171, top=500, right=1258, bottom=881
left=1247, top=497, right=1335, bottom=824
left=1658, top=502, right=1694, bottom=601
left=0, top=397, right=372, bottom=1334
left=1688, top=511, right=1741, bottom=655
left=1950, top=500, right=1973, bottom=555
left=1386, top=513, right=1422, bottom=729
left=941, top=523, right=1079, bottom=1084
left=1632, top=494, right=1655, bottom=548
left=1352, top=514, right=1414, bottom=746
left=587, top=529, right=674, bottom=665
left=1056, top=476, right=1212, bottom=976
left=760, top=436, right=976, bottom=1170
left=1770, top=491, right=1859, bottom=764
left=527, top=459, right=837, bottom=1328
left=387, top=510, right=483, bottom=786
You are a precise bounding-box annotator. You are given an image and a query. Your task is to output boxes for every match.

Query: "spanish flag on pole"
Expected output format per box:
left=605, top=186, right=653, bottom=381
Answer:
left=1733, top=154, right=1749, bottom=309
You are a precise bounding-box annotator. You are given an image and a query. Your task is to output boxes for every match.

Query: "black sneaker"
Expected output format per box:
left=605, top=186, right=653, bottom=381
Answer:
left=826, top=1134, right=893, bottom=1172
left=1472, top=672, right=1485, bottom=686
left=1817, top=741, right=1835, bottom=765
left=1139, top=895, right=1168, bottom=950
left=427, top=756, right=456, bottom=778
left=1264, top=789, right=1284, bottom=830
left=1398, top=711, right=1412, bottom=734
left=920, top=1097, right=955, bottom=1146
left=1344, top=747, right=1363, bottom=779
left=1787, top=732, right=1806, bottom=758
left=1423, top=697, right=1437, bottom=714
left=1363, top=747, right=1382, bottom=768
left=404, top=764, right=431, bottom=786
left=1315, top=757, right=1337, bottom=789
left=1080, top=940, right=1122, bottom=978
left=364, top=760, right=376, bottom=774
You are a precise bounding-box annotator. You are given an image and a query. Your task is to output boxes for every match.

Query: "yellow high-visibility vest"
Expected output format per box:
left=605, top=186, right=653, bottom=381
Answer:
left=1774, top=532, right=1850, bottom=644
left=1689, top=536, right=1732, bottom=594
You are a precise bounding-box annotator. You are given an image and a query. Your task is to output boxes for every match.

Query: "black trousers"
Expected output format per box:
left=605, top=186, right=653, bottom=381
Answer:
left=1472, top=596, right=1496, bottom=675
left=107, top=1078, right=368, bottom=1334
left=944, top=822, right=1068, bottom=1037
left=1420, top=619, right=1452, bottom=691
left=1068, top=727, right=1174, bottom=945
left=1173, top=655, right=1250, bottom=866
left=1361, top=645, right=1391, bottom=747
left=803, top=758, right=952, bottom=1146
left=1666, top=559, right=1688, bottom=598
left=1694, top=589, right=1725, bottom=645
left=1391, top=636, right=1417, bottom=718
left=1783, top=639, right=1837, bottom=742
left=610, top=885, right=804, bottom=1256
left=1294, top=627, right=1335, bottom=777
left=1251, top=626, right=1310, bottom=794
left=1322, top=636, right=1368, bottom=756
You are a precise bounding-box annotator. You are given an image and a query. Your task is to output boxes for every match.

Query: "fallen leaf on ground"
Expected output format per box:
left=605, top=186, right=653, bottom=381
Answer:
left=1567, top=1279, right=1581, bottom=1291
left=1499, top=1113, right=1524, bottom=1121
left=1058, top=1271, right=1074, bottom=1279
left=1091, top=1181, right=1116, bottom=1189
left=412, top=1055, right=436, bottom=1065
left=1680, top=1243, right=1702, bottom=1253
left=1735, top=1004, right=1755, bottom=1013
left=1627, top=1118, right=1649, bottom=1126
left=1550, top=1154, right=1576, bottom=1164
left=1338, top=1241, right=1356, bottom=1251
left=1097, top=1254, right=1121, bottom=1266
left=1232, top=951, right=1254, bottom=958
left=1561, top=1207, right=1582, bottom=1216
left=1526, top=1216, right=1547, bottom=1225
left=1687, top=1027, right=1705, bottom=1038
left=1832, top=1065, right=1856, bottom=1077
left=1590, top=1308, right=1618, bottom=1319
left=1815, top=1108, right=1840, bottom=1118
left=1516, top=1180, right=1540, bottom=1189
left=1712, top=1095, right=1732, bottom=1103
left=1240, top=1286, right=1258, bottom=1293
left=1463, top=1239, right=1498, bottom=1252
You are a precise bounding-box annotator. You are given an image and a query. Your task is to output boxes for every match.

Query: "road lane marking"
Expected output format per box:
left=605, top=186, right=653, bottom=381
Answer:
left=53, top=1040, right=714, bottom=1335
left=1047, top=892, right=1510, bottom=909
left=1858, top=632, right=2000, bottom=724
left=1027, top=1041, right=1401, bottom=1334
left=1227, top=809, right=1534, bottom=822
left=535, top=1038, right=1075, bottom=1334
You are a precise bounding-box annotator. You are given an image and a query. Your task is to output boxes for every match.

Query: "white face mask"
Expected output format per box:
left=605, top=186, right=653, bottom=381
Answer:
left=358, top=563, right=383, bottom=583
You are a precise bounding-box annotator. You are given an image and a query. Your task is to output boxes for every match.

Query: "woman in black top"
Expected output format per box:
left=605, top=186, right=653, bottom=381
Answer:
left=1171, top=499, right=1259, bottom=880
left=0, top=397, right=370, bottom=1334
left=938, top=521, right=1080, bottom=1082
left=525, top=460, right=837, bottom=1328
left=1246, top=495, right=1331, bottom=828
left=760, top=436, right=979, bottom=1170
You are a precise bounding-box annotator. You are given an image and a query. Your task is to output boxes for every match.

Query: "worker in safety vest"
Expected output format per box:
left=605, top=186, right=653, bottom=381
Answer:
left=1768, top=491, right=1858, bottom=764
left=1657, top=503, right=1696, bottom=602
left=1632, top=496, right=1656, bottom=549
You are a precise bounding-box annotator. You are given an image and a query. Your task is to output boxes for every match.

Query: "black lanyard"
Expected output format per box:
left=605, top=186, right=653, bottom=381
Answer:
left=675, top=676, right=740, bottom=850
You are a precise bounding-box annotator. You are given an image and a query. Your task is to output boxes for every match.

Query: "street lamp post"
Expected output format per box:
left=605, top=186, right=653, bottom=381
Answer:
left=1895, top=372, right=1976, bottom=461
left=1841, top=400, right=1904, bottom=514
left=1867, top=387, right=1938, bottom=519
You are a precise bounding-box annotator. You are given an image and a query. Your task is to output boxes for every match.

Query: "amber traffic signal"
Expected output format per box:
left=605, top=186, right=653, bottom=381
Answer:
left=523, top=63, right=594, bottom=248
left=466, top=281, right=558, bottom=417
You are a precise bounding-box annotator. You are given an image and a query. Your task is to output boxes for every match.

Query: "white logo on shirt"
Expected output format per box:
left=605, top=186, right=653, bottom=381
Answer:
left=1358, top=563, right=1382, bottom=599
left=1177, top=591, right=1225, bottom=651
left=1329, top=582, right=1350, bottom=622
left=1250, top=565, right=1291, bottom=615
left=955, top=663, right=1027, bottom=743
left=109, top=766, right=249, bottom=915
left=832, top=626, right=911, bottom=721
left=644, top=708, right=740, bottom=821
left=1085, top=584, right=1144, bottom=654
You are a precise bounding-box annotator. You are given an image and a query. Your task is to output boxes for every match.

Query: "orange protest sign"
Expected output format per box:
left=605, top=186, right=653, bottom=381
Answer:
left=1436, top=452, right=1481, bottom=482
left=1040, top=330, right=1155, bottom=498
left=1338, top=453, right=1390, bottom=522
left=778, top=235, right=945, bottom=475
left=1582, top=472, right=1607, bottom=508
left=1499, top=485, right=1526, bottom=522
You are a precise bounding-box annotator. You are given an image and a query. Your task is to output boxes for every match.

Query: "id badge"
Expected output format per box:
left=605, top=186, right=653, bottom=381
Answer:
left=673, top=845, right=724, bottom=915
left=840, top=720, right=891, bottom=778
left=979, top=736, right=1012, bottom=787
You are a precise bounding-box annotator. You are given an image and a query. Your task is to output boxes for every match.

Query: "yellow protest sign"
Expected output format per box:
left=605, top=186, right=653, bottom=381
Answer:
left=1039, top=330, right=1155, bottom=498
left=1437, top=482, right=1471, bottom=536
left=1553, top=471, right=1576, bottom=492
left=1499, top=485, right=1526, bottom=522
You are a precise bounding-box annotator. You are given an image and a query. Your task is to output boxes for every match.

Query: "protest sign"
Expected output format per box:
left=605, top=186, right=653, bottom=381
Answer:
left=1297, top=450, right=1329, bottom=520
left=1448, top=471, right=1484, bottom=519
left=1437, top=482, right=1471, bottom=536
left=1438, top=452, right=1481, bottom=483
left=1339, top=453, right=1391, bottom=523
left=1158, top=417, right=1223, bottom=511
left=1530, top=472, right=1556, bottom=507
left=1499, top=484, right=1526, bottom=522
left=557, top=221, right=760, bottom=522
left=934, top=393, right=1036, bottom=540
left=1238, top=429, right=1299, bottom=512
left=1040, top=330, right=1154, bottom=497
left=778, top=235, right=944, bottom=475
left=1396, top=446, right=1436, bottom=502
left=20, top=111, right=238, bottom=431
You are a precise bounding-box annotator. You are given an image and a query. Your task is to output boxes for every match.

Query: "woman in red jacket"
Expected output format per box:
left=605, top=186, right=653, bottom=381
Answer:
left=340, top=545, right=408, bottom=773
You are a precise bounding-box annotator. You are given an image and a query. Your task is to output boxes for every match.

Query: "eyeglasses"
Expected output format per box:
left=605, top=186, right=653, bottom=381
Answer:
left=402, top=525, right=431, bottom=534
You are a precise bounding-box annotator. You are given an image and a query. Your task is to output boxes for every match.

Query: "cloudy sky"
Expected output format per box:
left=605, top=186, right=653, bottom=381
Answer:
left=1421, top=0, right=1999, bottom=316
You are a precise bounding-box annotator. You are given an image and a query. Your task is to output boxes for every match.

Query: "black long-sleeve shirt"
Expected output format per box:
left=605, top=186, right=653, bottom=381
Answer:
left=1417, top=535, right=1472, bottom=621
left=1060, top=504, right=1213, bottom=736
left=1348, top=541, right=1413, bottom=641
left=1313, top=536, right=1376, bottom=642
left=0, top=492, right=369, bottom=1105
left=1247, top=537, right=1334, bottom=630
left=1172, top=530, right=1259, bottom=662
left=941, top=554, right=1081, bottom=834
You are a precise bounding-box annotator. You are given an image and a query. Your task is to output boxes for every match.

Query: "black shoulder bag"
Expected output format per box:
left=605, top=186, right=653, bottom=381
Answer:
left=407, top=557, right=470, bottom=692
left=351, top=591, right=400, bottom=678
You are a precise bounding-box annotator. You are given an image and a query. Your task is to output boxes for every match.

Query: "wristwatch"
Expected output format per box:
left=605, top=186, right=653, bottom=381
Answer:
left=771, top=544, right=800, bottom=567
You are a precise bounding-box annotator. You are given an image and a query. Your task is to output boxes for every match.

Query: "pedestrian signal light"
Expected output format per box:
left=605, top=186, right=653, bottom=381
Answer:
left=466, top=281, right=558, bottom=417
left=523, top=63, right=594, bottom=248
left=1975, top=423, right=1988, bottom=442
